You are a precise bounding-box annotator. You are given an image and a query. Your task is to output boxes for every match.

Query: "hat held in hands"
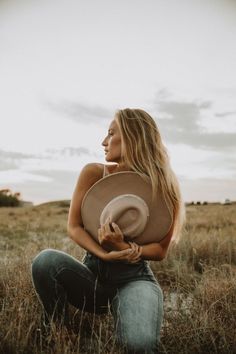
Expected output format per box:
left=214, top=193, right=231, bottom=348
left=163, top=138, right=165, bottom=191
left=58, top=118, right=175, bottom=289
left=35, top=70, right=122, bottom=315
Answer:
left=81, top=171, right=173, bottom=245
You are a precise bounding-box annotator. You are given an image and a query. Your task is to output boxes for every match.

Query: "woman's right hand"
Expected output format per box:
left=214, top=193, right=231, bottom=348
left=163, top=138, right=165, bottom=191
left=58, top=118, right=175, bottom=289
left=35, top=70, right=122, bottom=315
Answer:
left=101, top=242, right=142, bottom=263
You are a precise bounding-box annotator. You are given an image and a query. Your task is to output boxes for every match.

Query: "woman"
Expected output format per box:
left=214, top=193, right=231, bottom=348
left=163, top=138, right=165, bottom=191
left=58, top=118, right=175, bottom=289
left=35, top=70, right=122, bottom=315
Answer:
left=31, top=108, right=184, bottom=353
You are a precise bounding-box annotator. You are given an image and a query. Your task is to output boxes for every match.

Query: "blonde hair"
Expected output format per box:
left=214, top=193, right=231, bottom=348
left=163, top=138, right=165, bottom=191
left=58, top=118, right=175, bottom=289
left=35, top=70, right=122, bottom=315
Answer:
left=115, top=108, right=185, bottom=241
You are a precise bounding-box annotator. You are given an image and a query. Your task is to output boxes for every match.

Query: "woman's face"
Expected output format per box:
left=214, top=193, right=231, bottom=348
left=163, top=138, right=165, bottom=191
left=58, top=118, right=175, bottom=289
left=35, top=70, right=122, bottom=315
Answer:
left=102, top=119, right=122, bottom=163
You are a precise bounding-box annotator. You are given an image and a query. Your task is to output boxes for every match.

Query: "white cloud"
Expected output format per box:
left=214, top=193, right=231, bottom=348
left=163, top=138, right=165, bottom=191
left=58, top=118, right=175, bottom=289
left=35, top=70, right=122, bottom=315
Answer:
left=0, top=170, right=52, bottom=184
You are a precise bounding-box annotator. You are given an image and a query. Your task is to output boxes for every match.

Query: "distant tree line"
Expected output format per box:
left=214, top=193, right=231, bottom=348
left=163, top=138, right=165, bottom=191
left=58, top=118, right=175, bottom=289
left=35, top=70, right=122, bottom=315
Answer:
left=0, top=189, right=21, bottom=207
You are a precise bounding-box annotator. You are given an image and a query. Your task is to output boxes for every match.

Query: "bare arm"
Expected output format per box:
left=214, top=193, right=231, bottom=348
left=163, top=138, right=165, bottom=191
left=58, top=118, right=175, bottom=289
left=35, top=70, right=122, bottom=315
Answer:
left=139, top=228, right=173, bottom=261
left=112, top=240, right=172, bottom=261
left=99, top=219, right=175, bottom=261
left=67, top=163, right=106, bottom=257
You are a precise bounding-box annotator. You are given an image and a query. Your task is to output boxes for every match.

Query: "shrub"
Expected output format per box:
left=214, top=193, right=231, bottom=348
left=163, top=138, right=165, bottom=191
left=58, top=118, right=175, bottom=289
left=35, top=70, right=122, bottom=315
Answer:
left=0, top=189, right=21, bottom=207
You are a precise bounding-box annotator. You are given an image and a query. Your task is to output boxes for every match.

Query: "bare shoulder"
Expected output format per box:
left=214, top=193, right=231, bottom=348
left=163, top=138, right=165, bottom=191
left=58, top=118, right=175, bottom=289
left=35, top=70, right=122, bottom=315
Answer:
left=81, top=162, right=103, bottom=177
left=68, top=163, right=104, bottom=228
left=78, top=162, right=104, bottom=187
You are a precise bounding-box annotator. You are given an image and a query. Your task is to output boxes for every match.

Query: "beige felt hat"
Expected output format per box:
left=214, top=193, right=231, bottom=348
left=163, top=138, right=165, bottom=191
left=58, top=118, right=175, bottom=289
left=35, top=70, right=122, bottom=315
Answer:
left=81, top=171, right=173, bottom=245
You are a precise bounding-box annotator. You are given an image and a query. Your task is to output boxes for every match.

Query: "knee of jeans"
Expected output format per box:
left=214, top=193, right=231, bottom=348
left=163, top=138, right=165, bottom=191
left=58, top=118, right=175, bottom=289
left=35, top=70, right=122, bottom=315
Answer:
left=119, top=332, right=158, bottom=353
left=31, top=248, right=57, bottom=279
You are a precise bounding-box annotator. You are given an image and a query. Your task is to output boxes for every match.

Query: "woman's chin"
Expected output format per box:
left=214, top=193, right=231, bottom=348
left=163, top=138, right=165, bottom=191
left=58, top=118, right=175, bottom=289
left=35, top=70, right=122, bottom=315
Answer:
left=105, top=153, right=120, bottom=163
left=105, top=156, right=117, bottom=163
left=105, top=154, right=113, bottom=161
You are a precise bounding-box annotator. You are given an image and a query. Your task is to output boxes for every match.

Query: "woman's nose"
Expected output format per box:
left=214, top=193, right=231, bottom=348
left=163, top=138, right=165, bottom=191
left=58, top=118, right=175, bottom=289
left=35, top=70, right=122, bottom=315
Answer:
left=102, top=137, right=107, bottom=146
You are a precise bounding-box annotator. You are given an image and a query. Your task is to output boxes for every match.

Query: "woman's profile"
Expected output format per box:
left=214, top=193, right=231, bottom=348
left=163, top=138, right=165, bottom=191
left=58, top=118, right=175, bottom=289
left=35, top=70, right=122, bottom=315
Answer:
left=31, top=108, right=185, bottom=353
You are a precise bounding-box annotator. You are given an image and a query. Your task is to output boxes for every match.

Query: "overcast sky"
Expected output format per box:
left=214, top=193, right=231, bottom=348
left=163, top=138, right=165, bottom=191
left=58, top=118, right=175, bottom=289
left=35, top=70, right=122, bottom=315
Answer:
left=0, top=0, right=236, bottom=204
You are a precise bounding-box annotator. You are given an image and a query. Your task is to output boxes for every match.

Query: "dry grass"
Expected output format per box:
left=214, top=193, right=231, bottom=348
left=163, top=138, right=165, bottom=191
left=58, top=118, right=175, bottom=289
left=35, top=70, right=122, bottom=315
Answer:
left=0, top=202, right=236, bottom=353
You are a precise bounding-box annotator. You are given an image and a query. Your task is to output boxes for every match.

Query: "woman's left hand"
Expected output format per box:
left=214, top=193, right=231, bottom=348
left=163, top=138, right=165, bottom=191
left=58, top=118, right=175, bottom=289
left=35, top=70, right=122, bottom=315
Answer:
left=101, top=242, right=142, bottom=263
left=98, top=218, right=125, bottom=251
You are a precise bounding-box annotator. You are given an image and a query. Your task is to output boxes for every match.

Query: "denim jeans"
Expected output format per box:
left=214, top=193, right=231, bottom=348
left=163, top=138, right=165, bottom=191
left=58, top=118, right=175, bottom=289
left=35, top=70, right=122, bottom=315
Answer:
left=31, top=249, right=163, bottom=353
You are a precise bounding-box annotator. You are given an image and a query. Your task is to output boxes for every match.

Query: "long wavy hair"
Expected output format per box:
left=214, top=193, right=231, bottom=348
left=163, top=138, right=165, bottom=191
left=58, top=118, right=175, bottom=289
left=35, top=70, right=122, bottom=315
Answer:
left=115, top=108, right=185, bottom=240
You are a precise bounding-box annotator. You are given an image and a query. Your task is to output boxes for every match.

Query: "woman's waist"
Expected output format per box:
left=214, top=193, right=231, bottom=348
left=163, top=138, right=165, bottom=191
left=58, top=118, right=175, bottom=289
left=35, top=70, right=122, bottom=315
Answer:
left=83, top=251, right=149, bottom=268
left=83, top=252, right=156, bottom=285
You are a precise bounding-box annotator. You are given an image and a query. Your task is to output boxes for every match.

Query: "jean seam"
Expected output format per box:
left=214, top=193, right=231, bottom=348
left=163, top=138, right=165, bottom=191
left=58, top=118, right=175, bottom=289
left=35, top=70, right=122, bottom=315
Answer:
left=111, top=283, right=162, bottom=351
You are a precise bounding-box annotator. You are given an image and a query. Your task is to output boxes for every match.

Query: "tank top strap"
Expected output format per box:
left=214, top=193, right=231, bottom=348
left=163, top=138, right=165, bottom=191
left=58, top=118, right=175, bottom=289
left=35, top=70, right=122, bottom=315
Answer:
left=103, top=164, right=107, bottom=177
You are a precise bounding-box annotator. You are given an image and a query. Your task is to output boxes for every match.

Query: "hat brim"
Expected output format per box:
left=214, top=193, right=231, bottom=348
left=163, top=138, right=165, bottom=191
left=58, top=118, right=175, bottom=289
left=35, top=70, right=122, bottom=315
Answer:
left=81, top=171, right=173, bottom=245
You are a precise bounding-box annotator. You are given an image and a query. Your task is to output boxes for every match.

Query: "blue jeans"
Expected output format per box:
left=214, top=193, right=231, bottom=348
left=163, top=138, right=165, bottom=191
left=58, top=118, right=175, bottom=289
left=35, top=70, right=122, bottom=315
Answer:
left=31, top=249, right=163, bottom=353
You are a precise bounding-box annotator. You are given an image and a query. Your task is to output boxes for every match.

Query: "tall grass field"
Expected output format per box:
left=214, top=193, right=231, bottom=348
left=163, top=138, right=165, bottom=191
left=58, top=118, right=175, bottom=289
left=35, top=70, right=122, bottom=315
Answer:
left=0, top=201, right=235, bottom=353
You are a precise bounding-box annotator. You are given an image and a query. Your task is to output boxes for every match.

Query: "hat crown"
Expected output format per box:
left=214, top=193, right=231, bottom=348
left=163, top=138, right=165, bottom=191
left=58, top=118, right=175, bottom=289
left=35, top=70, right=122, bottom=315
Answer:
left=100, top=194, right=149, bottom=238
